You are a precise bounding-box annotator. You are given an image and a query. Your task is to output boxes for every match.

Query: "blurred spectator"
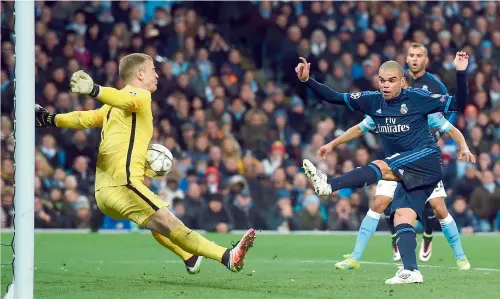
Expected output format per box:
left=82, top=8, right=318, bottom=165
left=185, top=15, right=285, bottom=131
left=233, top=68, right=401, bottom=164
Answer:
left=183, top=183, right=205, bottom=229
left=451, top=165, right=481, bottom=200
left=449, top=196, right=477, bottom=234
left=229, top=189, right=264, bottom=230
left=296, top=194, right=326, bottom=230
left=470, top=171, right=500, bottom=231
left=200, top=193, right=231, bottom=233
left=327, top=198, right=360, bottom=231
left=265, top=195, right=300, bottom=232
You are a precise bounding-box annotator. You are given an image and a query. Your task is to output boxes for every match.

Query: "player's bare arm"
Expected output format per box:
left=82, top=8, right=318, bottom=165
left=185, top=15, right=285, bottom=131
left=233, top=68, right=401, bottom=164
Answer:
left=448, top=126, right=475, bottom=163
left=318, top=125, right=364, bottom=160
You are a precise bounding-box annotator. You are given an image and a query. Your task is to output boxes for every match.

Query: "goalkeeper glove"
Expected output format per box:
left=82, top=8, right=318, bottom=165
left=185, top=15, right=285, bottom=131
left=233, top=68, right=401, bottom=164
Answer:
left=35, top=104, right=57, bottom=127
left=70, top=70, right=100, bottom=97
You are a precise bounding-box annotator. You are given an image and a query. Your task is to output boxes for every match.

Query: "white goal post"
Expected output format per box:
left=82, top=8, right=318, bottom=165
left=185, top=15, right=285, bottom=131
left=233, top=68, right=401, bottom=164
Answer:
left=5, top=0, right=36, bottom=298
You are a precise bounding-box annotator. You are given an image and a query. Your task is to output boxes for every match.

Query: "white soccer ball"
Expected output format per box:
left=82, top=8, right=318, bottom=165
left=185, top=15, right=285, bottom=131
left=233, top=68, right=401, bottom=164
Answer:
left=145, top=144, right=174, bottom=178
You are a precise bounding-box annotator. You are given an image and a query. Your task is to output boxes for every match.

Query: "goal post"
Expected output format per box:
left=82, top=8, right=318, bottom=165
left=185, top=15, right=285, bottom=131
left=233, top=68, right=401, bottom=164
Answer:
left=6, top=0, right=36, bottom=298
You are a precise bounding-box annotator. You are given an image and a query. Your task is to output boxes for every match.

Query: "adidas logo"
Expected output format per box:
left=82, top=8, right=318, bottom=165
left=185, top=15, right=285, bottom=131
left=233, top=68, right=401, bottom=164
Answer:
left=399, top=169, right=405, bottom=175
left=376, top=109, right=382, bottom=114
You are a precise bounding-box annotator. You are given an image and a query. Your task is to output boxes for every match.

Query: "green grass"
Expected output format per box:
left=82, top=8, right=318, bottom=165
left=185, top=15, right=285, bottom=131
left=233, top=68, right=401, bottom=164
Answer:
left=1, top=232, right=500, bottom=298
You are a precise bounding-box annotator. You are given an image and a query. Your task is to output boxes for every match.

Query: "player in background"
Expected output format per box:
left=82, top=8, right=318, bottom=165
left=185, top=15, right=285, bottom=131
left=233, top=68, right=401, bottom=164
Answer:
left=406, top=43, right=455, bottom=262
left=296, top=52, right=469, bottom=284
left=35, top=53, right=255, bottom=274
left=317, top=73, right=472, bottom=271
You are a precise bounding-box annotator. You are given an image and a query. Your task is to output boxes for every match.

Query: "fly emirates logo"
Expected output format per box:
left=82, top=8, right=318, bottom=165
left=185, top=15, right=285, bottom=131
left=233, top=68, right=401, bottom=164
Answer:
left=377, top=117, right=410, bottom=133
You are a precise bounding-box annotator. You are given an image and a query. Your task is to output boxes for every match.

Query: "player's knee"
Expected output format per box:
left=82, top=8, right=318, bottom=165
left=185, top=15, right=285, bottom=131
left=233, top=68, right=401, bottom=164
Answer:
left=372, top=196, right=391, bottom=214
left=372, top=160, right=398, bottom=180
left=393, top=208, right=417, bottom=226
left=146, top=207, right=183, bottom=236
left=372, top=160, right=390, bottom=172
left=431, top=200, right=449, bottom=219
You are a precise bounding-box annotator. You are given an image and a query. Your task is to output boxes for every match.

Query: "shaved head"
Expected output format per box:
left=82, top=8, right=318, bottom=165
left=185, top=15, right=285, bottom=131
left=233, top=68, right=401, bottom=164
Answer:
left=378, top=61, right=405, bottom=100
left=379, top=61, right=404, bottom=77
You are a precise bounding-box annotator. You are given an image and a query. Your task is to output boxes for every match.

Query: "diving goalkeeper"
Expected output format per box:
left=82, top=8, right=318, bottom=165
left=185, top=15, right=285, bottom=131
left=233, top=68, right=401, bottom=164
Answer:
left=35, top=53, right=255, bottom=274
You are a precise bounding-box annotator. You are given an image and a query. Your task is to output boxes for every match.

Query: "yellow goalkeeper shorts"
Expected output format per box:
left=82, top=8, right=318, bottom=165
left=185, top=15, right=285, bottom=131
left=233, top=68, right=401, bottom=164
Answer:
left=95, top=182, right=169, bottom=227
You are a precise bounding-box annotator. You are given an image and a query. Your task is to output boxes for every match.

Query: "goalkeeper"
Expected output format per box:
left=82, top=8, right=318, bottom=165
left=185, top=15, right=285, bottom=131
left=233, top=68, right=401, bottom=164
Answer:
left=36, top=53, right=255, bottom=274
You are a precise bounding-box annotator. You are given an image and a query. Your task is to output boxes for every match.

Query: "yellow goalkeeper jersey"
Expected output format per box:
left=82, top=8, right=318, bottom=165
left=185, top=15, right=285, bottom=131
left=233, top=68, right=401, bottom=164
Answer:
left=56, top=85, right=153, bottom=190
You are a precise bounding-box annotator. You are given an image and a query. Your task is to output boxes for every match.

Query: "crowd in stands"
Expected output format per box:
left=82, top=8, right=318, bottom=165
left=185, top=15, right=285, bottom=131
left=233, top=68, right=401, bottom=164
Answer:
left=1, top=1, right=499, bottom=232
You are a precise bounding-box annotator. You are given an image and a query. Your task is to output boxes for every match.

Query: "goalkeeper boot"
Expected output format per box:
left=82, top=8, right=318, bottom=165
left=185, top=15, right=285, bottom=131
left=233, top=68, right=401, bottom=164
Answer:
left=335, top=254, right=360, bottom=270
left=302, top=159, right=332, bottom=196
left=185, top=256, right=203, bottom=274
left=457, top=258, right=471, bottom=271
left=226, top=228, right=255, bottom=272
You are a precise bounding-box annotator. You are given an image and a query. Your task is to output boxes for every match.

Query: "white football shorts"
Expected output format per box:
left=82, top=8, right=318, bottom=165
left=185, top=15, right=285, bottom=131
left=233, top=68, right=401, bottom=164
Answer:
left=375, top=180, right=447, bottom=202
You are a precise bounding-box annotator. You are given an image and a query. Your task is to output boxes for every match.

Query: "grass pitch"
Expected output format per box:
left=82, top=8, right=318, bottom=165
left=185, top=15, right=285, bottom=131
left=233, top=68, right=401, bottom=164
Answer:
left=1, top=232, right=500, bottom=299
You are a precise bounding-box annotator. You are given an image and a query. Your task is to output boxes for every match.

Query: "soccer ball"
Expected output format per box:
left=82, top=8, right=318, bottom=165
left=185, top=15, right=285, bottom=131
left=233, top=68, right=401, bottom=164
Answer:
left=145, top=144, right=174, bottom=178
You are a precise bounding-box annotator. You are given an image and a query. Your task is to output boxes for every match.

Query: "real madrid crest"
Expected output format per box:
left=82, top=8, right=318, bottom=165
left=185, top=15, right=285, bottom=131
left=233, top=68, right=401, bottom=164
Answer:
left=350, top=92, right=361, bottom=99
left=400, top=103, right=408, bottom=114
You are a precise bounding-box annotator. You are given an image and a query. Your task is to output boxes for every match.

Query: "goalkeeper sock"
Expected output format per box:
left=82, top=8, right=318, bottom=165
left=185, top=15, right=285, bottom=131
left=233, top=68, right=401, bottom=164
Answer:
left=169, top=225, right=227, bottom=262
left=152, top=232, right=193, bottom=261
left=395, top=223, right=418, bottom=271
left=327, top=163, right=382, bottom=192
left=439, top=214, right=466, bottom=260
left=351, top=209, right=381, bottom=260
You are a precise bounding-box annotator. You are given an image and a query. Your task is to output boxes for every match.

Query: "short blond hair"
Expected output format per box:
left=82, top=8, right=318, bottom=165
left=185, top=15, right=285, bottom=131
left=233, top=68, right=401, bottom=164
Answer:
left=118, top=53, right=153, bottom=82
left=379, top=60, right=404, bottom=77
left=409, top=42, right=428, bottom=57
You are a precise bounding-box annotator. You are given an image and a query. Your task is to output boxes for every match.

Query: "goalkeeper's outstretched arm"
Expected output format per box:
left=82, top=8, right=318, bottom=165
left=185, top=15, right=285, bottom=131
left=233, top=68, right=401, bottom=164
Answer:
left=35, top=104, right=107, bottom=129
left=71, top=70, right=148, bottom=112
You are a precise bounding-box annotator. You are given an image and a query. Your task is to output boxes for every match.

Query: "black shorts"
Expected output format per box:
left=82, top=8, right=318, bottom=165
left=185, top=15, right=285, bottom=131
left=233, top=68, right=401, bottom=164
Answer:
left=384, top=147, right=443, bottom=190
left=390, top=184, right=435, bottom=221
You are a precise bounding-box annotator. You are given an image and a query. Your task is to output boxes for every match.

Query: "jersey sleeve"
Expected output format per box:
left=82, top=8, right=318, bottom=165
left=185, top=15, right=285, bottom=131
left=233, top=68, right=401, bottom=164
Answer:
left=410, top=89, right=455, bottom=115
left=342, top=91, right=377, bottom=114
left=359, top=116, right=376, bottom=133
left=427, top=112, right=452, bottom=134
left=413, top=71, right=467, bottom=115
left=55, top=105, right=110, bottom=129
left=305, top=79, right=375, bottom=113
left=97, top=87, right=150, bottom=112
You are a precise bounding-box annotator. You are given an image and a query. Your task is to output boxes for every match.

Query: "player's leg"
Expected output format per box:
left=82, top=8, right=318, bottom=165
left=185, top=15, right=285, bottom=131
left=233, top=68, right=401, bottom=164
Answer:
left=384, top=204, right=400, bottom=261
left=303, top=158, right=398, bottom=196
left=385, top=186, right=429, bottom=285
left=128, top=182, right=255, bottom=272
left=420, top=202, right=435, bottom=262
left=96, top=186, right=203, bottom=274
left=146, top=206, right=255, bottom=272
left=336, top=183, right=394, bottom=270
left=383, top=150, right=443, bottom=284
left=427, top=191, right=470, bottom=270
left=419, top=182, right=446, bottom=262
left=151, top=232, right=203, bottom=274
